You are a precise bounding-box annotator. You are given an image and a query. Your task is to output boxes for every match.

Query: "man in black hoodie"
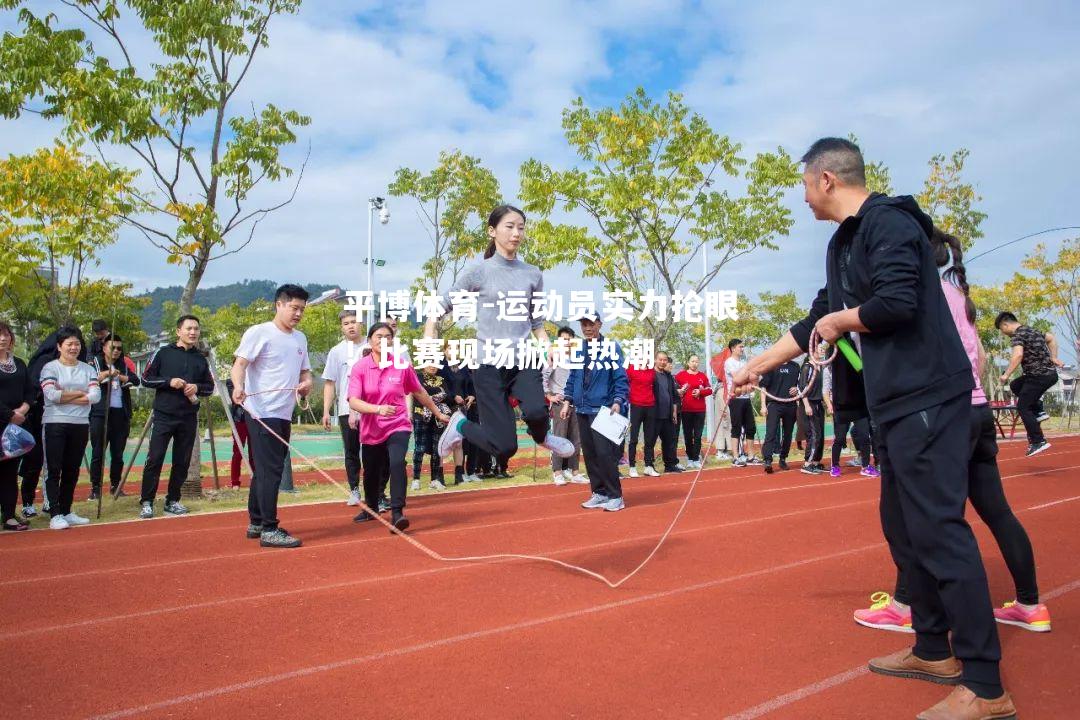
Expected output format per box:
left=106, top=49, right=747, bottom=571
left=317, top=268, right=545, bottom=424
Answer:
left=732, top=138, right=1013, bottom=719
left=139, top=315, right=214, bottom=518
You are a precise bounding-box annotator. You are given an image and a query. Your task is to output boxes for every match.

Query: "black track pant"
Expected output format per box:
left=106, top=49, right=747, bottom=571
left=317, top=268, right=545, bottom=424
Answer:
left=761, top=403, right=795, bottom=463
left=363, top=431, right=410, bottom=513
left=43, top=423, right=89, bottom=517
left=140, top=414, right=197, bottom=504
left=876, top=394, right=1002, bottom=698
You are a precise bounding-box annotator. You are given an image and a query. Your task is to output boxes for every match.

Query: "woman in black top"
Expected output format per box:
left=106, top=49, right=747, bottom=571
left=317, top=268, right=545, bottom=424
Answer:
left=0, top=321, right=34, bottom=530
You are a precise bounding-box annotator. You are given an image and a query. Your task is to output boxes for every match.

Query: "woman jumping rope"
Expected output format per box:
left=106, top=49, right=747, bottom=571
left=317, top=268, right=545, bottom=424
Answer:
left=427, top=205, right=576, bottom=467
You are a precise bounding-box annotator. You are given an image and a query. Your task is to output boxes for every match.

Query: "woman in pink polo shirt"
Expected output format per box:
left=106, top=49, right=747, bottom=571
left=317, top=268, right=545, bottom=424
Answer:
left=348, top=322, right=450, bottom=532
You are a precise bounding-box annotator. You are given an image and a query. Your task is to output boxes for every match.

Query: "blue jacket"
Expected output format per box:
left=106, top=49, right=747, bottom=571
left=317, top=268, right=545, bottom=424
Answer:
left=563, top=335, right=629, bottom=416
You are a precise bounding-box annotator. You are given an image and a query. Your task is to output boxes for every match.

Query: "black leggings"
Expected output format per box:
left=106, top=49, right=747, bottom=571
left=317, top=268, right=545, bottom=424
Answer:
left=43, top=423, right=89, bottom=517
left=680, top=412, right=705, bottom=462
left=461, top=366, right=548, bottom=464
left=362, top=431, right=410, bottom=512
left=831, top=419, right=871, bottom=467
left=894, top=403, right=1039, bottom=605
left=0, top=458, right=19, bottom=522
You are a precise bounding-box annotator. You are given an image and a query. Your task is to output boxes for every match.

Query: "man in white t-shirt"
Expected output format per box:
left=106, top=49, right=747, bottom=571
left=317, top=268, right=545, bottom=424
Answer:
left=723, top=339, right=757, bottom=465
left=231, top=284, right=313, bottom=549
left=321, top=309, right=363, bottom=506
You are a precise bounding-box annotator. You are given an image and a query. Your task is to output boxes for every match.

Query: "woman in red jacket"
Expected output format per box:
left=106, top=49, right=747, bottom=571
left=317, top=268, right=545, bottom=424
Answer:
left=675, top=355, right=712, bottom=469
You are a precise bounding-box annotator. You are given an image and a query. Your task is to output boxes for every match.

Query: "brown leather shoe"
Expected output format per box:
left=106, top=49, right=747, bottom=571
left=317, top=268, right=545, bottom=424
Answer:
left=868, top=648, right=961, bottom=685
left=917, top=686, right=1017, bottom=719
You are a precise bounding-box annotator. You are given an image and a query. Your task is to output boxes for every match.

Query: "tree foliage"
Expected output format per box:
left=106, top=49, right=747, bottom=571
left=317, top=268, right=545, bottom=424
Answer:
left=388, top=150, right=501, bottom=297
left=519, top=88, right=799, bottom=345
left=0, top=0, right=311, bottom=313
left=1009, top=239, right=1079, bottom=363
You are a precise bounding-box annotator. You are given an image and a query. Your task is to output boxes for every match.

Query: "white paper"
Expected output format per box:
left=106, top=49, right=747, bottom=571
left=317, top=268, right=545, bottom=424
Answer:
left=590, top=410, right=630, bottom=445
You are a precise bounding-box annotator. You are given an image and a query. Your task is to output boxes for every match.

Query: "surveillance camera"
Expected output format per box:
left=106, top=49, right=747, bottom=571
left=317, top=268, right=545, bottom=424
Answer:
left=378, top=207, right=390, bottom=225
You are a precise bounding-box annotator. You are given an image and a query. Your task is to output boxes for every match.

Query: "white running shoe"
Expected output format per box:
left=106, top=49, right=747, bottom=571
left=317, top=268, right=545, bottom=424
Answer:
left=541, top=433, right=576, bottom=459
left=581, top=493, right=608, bottom=509
left=429, top=480, right=446, bottom=491
left=49, top=515, right=70, bottom=530
left=347, top=488, right=361, bottom=506
left=642, top=466, right=659, bottom=477
left=562, top=469, right=573, bottom=481
left=437, top=410, right=467, bottom=458
left=570, top=473, right=590, bottom=484
left=628, top=467, right=639, bottom=478
left=64, top=512, right=90, bottom=526
left=601, top=496, right=625, bottom=512
left=411, top=479, right=420, bottom=491
left=716, top=451, right=733, bottom=461
left=553, top=473, right=568, bottom=486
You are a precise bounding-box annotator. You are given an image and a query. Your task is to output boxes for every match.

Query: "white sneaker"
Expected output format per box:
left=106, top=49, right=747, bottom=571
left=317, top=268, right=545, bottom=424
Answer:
left=570, top=473, right=590, bottom=484
left=49, top=515, right=70, bottom=530
left=553, top=473, right=568, bottom=486
left=601, top=496, right=625, bottom=512
left=64, top=512, right=90, bottom=526
left=717, top=451, right=733, bottom=461
left=437, top=410, right=467, bottom=458
left=347, top=488, right=360, bottom=506
left=628, top=467, right=639, bottom=478
left=411, top=479, right=420, bottom=491
left=541, top=433, right=576, bottom=459
left=468, top=474, right=483, bottom=483
left=430, top=480, right=446, bottom=491
left=581, top=493, right=608, bottom=509
left=643, top=466, right=659, bottom=477
left=562, top=469, right=573, bottom=481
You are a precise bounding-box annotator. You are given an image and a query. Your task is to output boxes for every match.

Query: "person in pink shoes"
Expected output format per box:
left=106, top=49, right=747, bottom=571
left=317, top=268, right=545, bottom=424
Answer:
left=856, top=228, right=1050, bottom=638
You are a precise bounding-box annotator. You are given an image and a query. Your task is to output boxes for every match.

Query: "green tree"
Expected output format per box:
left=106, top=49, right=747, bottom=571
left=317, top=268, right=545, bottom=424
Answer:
left=1010, top=239, right=1079, bottom=364
left=519, top=89, right=799, bottom=346
left=916, top=150, right=986, bottom=251
left=712, top=291, right=803, bottom=355
left=388, top=150, right=501, bottom=297
left=969, top=282, right=1052, bottom=399
left=0, top=0, right=311, bottom=314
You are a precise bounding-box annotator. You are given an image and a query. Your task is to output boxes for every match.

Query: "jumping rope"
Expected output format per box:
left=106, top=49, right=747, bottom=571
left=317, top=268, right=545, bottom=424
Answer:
left=239, top=329, right=840, bottom=589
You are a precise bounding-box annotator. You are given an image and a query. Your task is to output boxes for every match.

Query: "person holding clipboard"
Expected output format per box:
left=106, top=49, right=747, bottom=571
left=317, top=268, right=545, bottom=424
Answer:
left=560, top=316, right=629, bottom=512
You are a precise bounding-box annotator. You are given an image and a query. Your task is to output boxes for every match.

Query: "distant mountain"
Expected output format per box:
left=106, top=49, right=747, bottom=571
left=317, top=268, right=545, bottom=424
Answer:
left=139, top=279, right=337, bottom=333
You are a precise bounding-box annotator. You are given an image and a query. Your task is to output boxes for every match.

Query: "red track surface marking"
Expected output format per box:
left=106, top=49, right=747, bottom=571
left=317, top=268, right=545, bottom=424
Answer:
left=722, top=577, right=1080, bottom=720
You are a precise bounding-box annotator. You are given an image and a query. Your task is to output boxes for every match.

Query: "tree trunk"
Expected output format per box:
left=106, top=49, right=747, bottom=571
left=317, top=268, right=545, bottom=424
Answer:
left=179, top=256, right=210, bottom=499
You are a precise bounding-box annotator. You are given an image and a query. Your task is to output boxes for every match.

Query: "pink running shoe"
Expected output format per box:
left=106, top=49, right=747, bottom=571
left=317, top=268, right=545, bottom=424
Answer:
left=994, top=601, right=1051, bottom=632
left=829, top=465, right=841, bottom=477
left=860, top=465, right=880, bottom=477
left=854, top=592, right=914, bottom=634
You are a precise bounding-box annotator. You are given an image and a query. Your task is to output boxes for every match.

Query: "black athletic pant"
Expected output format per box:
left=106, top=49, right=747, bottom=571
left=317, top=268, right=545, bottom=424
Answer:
left=43, top=423, right=89, bottom=518
left=852, top=418, right=875, bottom=465
left=893, top=403, right=1039, bottom=606
left=830, top=419, right=871, bottom=467
left=876, top=393, right=1002, bottom=698
left=1009, top=373, right=1057, bottom=445
left=627, top=404, right=656, bottom=467
left=18, top=408, right=44, bottom=506
left=140, top=414, right=198, bottom=504
left=578, top=414, right=622, bottom=499
left=804, top=401, right=825, bottom=463
left=657, top=412, right=680, bottom=470
left=0, top=457, right=20, bottom=522
left=247, top=417, right=290, bottom=531
left=362, top=431, right=410, bottom=513
left=90, top=413, right=130, bottom=491
left=337, top=415, right=362, bottom=491
left=761, top=402, right=795, bottom=463
left=462, top=365, right=548, bottom=463
left=681, top=411, right=705, bottom=462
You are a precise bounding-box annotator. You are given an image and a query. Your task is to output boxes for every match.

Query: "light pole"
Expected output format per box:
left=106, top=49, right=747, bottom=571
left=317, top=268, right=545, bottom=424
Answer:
left=366, top=196, right=389, bottom=327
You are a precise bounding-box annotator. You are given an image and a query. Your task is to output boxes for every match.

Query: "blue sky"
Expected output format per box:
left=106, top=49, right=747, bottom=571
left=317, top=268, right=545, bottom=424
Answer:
left=2, top=0, right=1078, bottom=360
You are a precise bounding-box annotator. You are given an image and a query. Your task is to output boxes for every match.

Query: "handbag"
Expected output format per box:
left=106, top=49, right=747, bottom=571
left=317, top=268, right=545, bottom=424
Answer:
left=1, top=423, right=36, bottom=461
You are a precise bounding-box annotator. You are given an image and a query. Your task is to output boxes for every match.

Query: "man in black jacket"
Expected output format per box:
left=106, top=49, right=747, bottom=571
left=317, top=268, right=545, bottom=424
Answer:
left=89, top=334, right=139, bottom=499
left=653, top=352, right=683, bottom=474
left=732, top=138, right=1013, bottom=719
left=139, top=315, right=214, bottom=518
left=758, top=358, right=799, bottom=473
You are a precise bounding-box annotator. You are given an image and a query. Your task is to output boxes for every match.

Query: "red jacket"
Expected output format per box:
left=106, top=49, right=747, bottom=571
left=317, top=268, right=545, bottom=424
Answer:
left=625, top=365, right=656, bottom=407
left=710, top=350, right=731, bottom=400
left=674, top=370, right=712, bottom=413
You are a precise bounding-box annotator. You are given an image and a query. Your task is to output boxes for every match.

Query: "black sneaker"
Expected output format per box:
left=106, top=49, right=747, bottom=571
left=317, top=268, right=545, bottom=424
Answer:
left=764, top=463, right=773, bottom=474
left=778, top=459, right=789, bottom=471
left=88, top=488, right=101, bottom=501
left=800, top=463, right=817, bottom=475
left=260, top=527, right=302, bottom=548
left=353, top=510, right=376, bottom=523
left=378, top=496, right=391, bottom=513
left=246, top=523, right=263, bottom=539
left=496, top=471, right=511, bottom=479
left=813, top=463, right=829, bottom=474
left=390, top=512, right=410, bottom=533
left=1026, top=440, right=1051, bottom=457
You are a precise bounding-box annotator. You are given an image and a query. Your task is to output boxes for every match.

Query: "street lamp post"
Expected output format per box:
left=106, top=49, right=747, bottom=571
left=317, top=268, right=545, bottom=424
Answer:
left=366, top=196, right=389, bottom=326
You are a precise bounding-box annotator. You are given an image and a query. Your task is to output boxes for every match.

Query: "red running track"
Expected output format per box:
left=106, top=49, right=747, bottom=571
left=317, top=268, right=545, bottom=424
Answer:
left=1, top=435, right=1079, bottom=719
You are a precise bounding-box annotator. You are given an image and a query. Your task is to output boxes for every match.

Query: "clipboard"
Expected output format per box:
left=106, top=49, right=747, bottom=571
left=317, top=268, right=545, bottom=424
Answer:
left=590, top=410, right=630, bottom=445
